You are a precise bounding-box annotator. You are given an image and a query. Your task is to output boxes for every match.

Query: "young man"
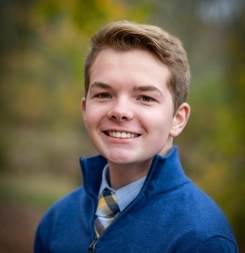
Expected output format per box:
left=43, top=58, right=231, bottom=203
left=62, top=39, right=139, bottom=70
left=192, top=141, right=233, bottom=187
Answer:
left=34, top=21, right=238, bottom=253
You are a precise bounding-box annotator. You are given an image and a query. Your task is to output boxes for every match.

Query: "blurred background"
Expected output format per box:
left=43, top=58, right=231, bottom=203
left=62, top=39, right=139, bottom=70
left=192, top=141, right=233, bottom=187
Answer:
left=0, top=0, right=244, bottom=252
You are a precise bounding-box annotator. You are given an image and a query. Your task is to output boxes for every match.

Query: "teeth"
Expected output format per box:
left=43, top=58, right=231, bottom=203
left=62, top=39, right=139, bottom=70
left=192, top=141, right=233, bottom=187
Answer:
left=108, top=131, right=138, bottom=139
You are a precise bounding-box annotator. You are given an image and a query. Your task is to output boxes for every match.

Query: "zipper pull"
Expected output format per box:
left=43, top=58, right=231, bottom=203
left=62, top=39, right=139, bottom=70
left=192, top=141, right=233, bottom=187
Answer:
left=88, top=237, right=98, bottom=253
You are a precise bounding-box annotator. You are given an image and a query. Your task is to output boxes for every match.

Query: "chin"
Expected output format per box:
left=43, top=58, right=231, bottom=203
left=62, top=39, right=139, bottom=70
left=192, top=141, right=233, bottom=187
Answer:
left=108, top=156, right=132, bottom=165
left=105, top=153, right=136, bottom=165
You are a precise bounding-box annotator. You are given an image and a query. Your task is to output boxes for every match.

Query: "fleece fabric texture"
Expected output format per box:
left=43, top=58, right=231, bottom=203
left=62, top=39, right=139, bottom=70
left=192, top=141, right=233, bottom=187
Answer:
left=34, top=146, right=239, bottom=253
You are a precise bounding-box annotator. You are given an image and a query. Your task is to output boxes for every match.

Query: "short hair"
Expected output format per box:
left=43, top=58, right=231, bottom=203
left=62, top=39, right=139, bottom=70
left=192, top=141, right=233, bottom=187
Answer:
left=84, top=20, right=190, bottom=113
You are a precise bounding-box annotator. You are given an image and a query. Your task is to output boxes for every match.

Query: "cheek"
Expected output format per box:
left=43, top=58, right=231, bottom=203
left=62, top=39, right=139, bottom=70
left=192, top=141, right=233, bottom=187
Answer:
left=84, top=114, right=96, bottom=129
left=84, top=105, right=103, bottom=128
left=82, top=111, right=88, bottom=128
left=146, top=113, right=173, bottom=137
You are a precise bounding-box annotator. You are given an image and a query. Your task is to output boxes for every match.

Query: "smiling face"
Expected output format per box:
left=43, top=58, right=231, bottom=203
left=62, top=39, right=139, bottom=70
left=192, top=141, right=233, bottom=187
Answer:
left=82, top=48, right=186, bottom=173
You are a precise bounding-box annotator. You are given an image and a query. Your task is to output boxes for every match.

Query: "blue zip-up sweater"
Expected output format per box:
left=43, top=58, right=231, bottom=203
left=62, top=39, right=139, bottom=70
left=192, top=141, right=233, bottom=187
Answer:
left=34, top=146, right=238, bottom=253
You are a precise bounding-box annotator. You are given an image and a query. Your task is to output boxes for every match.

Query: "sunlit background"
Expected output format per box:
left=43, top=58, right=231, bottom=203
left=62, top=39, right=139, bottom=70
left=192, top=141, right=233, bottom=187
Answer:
left=0, top=0, right=244, bottom=252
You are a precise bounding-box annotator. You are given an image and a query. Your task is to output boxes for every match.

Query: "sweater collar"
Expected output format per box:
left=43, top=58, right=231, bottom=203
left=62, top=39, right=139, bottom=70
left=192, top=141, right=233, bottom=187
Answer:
left=141, top=146, right=190, bottom=196
left=79, top=146, right=190, bottom=198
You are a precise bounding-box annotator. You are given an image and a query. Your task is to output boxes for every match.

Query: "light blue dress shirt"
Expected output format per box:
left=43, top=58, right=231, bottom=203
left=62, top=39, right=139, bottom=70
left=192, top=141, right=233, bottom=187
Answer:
left=97, top=164, right=146, bottom=212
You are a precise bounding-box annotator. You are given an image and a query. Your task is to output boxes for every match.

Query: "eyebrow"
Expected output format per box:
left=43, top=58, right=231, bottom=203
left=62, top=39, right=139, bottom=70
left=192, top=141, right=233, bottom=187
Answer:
left=133, top=85, right=163, bottom=96
left=90, top=82, right=163, bottom=96
left=90, top=81, right=111, bottom=90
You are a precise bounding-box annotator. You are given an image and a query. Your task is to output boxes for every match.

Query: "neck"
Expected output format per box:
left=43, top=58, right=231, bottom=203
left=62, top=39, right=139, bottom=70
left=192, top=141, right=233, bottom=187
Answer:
left=108, top=159, right=152, bottom=190
left=160, top=139, right=173, bottom=156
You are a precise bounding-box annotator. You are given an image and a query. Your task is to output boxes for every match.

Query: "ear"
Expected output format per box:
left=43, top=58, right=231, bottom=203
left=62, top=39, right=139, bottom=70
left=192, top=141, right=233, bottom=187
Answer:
left=81, top=97, right=87, bottom=128
left=170, top=102, right=190, bottom=137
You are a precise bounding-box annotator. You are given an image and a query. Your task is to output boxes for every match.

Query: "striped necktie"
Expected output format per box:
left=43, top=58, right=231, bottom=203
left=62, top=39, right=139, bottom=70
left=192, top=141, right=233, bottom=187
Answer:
left=94, top=188, right=120, bottom=236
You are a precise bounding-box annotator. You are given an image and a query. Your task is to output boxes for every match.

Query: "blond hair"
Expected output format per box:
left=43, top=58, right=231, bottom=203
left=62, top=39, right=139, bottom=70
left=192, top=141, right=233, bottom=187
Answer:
left=84, top=20, right=190, bottom=113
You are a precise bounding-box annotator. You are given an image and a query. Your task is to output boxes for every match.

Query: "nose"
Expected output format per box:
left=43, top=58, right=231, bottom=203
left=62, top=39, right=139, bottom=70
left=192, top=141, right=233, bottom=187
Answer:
left=107, top=97, right=133, bottom=121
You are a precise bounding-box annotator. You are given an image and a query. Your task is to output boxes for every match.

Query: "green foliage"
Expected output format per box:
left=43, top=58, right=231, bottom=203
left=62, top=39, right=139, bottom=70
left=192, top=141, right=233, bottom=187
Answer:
left=0, top=171, right=78, bottom=209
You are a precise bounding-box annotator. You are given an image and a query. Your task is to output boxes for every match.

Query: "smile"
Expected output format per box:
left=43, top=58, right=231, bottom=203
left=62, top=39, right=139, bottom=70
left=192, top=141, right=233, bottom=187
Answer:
left=107, top=131, right=139, bottom=139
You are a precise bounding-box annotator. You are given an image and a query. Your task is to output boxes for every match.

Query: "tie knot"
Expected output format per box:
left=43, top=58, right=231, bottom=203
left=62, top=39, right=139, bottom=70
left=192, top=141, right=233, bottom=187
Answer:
left=97, top=188, right=119, bottom=218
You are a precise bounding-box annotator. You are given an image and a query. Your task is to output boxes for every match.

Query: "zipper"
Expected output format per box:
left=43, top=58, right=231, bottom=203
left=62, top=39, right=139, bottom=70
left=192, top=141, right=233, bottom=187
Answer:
left=88, top=237, right=98, bottom=253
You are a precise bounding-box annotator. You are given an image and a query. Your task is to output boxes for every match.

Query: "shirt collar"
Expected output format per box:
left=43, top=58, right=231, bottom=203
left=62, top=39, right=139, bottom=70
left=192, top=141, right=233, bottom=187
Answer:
left=98, top=164, right=146, bottom=212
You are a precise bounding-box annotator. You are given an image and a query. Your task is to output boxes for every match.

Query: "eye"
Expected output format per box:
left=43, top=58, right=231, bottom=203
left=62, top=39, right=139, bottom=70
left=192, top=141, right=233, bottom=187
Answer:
left=138, top=95, right=154, bottom=102
left=96, top=93, right=112, bottom=99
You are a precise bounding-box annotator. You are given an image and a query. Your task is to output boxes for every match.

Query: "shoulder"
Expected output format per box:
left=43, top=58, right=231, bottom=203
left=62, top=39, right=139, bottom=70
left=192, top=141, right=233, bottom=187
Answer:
left=172, top=184, right=238, bottom=251
left=34, top=187, right=86, bottom=251
left=197, top=236, right=238, bottom=253
left=35, top=186, right=88, bottom=236
left=34, top=186, right=95, bottom=252
left=176, top=183, right=233, bottom=232
left=168, top=232, right=238, bottom=253
left=147, top=181, right=237, bottom=248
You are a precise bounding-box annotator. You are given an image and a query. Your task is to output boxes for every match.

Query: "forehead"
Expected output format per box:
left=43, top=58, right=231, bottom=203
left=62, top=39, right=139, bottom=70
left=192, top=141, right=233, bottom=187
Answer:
left=89, top=48, right=170, bottom=87
left=91, top=48, right=163, bottom=67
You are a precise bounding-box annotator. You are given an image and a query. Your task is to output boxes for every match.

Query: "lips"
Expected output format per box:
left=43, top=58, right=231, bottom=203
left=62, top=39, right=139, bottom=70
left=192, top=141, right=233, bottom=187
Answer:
left=106, top=131, right=139, bottom=139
